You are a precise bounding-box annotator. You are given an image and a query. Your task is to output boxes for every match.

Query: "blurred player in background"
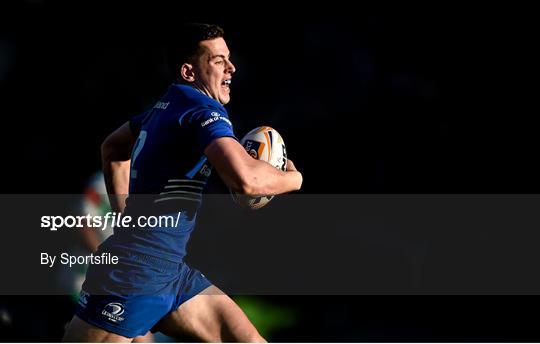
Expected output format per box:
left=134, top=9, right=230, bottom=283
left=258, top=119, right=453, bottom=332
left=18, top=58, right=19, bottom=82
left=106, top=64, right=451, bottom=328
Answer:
left=79, top=172, right=113, bottom=253
left=63, top=23, right=302, bottom=342
left=57, top=171, right=113, bottom=301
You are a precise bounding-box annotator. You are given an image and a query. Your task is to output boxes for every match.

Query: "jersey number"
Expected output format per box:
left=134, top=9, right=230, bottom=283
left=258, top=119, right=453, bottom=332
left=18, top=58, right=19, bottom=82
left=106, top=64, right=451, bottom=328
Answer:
left=130, top=130, right=147, bottom=179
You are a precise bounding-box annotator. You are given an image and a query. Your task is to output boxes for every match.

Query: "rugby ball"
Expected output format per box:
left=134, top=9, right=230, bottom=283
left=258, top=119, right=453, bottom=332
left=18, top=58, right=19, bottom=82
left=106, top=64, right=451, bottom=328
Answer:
left=232, top=126, right=287, bottom=209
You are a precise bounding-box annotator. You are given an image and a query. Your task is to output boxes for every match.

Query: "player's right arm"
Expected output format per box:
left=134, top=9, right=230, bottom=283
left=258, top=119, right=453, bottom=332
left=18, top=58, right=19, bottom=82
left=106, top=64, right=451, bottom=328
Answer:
left=101, top=122, right=136, bottom=213
left=205, top=137, right=303, bottom=196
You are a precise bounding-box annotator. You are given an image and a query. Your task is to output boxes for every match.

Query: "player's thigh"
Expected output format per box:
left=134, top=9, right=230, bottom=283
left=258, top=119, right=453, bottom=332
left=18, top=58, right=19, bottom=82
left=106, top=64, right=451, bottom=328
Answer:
left=156, top=285, right=265, bottom=342
left=62, top=315, right=132, bottom=343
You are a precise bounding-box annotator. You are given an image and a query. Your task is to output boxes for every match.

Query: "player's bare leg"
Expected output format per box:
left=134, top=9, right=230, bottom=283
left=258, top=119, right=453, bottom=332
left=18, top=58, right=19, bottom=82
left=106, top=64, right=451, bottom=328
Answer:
left=155, top=286, right=265, bottom=342
left=62, top=315, right=151, bottom=343
left=132, top=332, right=154, bottom=342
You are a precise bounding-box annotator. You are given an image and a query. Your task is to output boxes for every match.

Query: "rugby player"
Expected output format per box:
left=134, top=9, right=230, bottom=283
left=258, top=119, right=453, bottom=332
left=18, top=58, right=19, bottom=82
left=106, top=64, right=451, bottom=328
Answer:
left=63, top=23, right=302, bottom=342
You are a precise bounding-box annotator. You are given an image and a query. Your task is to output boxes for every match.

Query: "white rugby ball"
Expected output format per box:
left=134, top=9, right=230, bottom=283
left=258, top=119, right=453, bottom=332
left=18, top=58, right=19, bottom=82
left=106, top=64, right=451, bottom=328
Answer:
left=232, top=126, right=287, bottom=209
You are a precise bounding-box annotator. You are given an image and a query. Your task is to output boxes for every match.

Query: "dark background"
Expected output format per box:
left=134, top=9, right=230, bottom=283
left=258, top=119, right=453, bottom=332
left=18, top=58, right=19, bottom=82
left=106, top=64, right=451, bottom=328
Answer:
left=1, top=1, right=539, bottom=341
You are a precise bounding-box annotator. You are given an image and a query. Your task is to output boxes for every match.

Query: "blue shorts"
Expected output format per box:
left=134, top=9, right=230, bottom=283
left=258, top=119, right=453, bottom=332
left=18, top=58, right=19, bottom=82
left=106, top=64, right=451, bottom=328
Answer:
left=74, top=252, right=212, bottom=338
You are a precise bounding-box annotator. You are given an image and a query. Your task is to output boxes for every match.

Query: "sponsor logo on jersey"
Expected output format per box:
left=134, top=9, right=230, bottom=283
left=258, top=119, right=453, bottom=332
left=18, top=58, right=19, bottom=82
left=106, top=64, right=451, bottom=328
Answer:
left=153, top=101, right=170, bottom=110
left=201, top=112, right=232, bottom=128
left=101, top=302, right=125, bottom=322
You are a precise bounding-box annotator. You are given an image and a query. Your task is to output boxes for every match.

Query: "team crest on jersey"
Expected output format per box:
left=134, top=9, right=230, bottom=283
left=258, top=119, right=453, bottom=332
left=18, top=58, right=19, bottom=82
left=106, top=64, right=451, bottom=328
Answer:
left=102, top=302, right=125, bottom=322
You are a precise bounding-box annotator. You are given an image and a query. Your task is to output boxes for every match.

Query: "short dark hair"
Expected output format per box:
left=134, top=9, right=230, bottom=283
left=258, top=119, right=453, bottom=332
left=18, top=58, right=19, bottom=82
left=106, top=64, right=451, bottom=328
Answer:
left=166, top=23, right=225, bottom=80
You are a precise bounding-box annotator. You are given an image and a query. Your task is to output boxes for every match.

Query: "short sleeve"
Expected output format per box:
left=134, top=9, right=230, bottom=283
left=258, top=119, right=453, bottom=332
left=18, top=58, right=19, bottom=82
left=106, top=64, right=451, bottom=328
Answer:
left=187, top=108, right=237, bottom=151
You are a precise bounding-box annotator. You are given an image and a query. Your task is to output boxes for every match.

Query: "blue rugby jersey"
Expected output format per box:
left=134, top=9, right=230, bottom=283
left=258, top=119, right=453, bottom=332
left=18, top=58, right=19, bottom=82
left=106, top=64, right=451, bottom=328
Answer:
left=101, top=84, right=236, bottom=261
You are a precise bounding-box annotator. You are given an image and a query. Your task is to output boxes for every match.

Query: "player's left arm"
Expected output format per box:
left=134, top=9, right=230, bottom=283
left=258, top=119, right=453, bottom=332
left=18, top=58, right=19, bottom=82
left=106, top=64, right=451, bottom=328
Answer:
left=101, top=122, right=136, bottom=213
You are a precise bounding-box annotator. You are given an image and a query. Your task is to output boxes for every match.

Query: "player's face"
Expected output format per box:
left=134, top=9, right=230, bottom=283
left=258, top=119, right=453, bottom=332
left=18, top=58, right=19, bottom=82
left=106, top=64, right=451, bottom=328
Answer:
left=193, top=37, right=236, bottom=105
